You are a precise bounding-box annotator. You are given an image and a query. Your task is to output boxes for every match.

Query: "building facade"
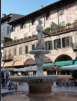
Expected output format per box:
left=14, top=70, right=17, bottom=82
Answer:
left=1, top=0, right=77, bottom=69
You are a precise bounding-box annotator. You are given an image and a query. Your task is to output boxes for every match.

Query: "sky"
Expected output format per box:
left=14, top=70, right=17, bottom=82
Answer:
left=1, top=0, right=59, bottom=18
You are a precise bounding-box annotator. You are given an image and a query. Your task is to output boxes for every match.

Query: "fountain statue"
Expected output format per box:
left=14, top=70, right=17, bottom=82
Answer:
left=8, top=20, right=73, bottom=101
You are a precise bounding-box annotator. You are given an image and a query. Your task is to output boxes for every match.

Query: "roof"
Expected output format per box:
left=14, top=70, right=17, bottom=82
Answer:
left=8, top=0, right=74, bottom=25
left=1, top=13, right=25, bottom=23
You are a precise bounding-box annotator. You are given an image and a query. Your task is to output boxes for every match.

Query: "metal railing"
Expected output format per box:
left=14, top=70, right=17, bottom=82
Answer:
left=2, top=55, right=13, bottom=60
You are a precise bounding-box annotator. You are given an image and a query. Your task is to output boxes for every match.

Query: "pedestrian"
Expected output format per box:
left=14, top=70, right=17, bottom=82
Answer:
left=6, top=73, right=9, bottom=87
left=53, top=81, right=57, bottom=87
left=64, top=73, right=70, bottom=87
left=1, top=72, right=5, bottom=88
left=69, top=73, right=74, bottom=87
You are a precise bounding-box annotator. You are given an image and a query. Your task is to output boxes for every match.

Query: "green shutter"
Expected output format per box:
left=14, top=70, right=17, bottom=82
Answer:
left=19, top=47, right=22, bottom=55
left=50, top=41, right=53, bottom=50
left=59, top=39, right=61, bottom=48
left=69, top=36, right=72, bottom=46
left=7, top=26, right=10, bottom=33
left=25, top=46, right=28, bottom=54
left=44, top=42, right=45, bottom=50
left=62, top=38, right=65, bottom=48
left=54, top=40, right=56, bottom=49
left=59, top=7, right=64, bottom=15
left=13, top=26, right=15, bottom=31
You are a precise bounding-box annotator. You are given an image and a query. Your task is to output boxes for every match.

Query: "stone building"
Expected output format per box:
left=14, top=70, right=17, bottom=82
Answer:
left=1, top=0, right=77, bottom=71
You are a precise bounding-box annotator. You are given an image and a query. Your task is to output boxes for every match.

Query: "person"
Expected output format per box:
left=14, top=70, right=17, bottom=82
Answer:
left=53, top=81, right=57, bottom=87
left=4, top=72, right=6, bottom=88
left=64, top=73, right=70, bottom=87
left=14, top=72, right=18, bottom=90
left=69, top=73, right=74, bottom=87
left=1, top=72, right=5, bottom=88
left=6, top=73, right=9, bottom=87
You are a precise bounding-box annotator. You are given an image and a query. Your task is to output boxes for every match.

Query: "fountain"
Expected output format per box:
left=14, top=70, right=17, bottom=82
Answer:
left=3, top=20, right=77, bottom=101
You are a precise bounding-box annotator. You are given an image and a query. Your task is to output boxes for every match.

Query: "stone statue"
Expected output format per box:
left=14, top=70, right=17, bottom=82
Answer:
left=36, top=20, right=44, bottom=49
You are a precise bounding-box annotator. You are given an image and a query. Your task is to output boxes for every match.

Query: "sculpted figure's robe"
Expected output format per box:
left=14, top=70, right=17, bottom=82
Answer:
left=36, top=24, right=44, bottom=49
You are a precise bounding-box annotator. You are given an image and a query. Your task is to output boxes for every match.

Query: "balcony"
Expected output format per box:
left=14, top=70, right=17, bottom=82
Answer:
left=72, top=43, right=77, bottom=52
left=2, top=55, right=13, bottom=62
left=3, top=23, right=77, bottom=47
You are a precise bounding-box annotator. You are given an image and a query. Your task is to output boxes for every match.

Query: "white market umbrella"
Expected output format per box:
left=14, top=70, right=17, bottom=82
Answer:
left=61, top=64, right=77, bottom=70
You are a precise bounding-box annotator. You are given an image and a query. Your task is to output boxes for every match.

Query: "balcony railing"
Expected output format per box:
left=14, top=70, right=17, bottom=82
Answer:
left=2, top=55, right=13, bottom=62
left=72, top=43, right=77, bottom=52
left=3, top=23, right=77, bottom=47
left=51, top=22, right=77, bottom=34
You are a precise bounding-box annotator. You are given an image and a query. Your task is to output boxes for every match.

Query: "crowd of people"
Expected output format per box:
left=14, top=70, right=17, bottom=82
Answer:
left=53, top=72, right=74, bottom=87
left=1, top=71, right=75, bottom=89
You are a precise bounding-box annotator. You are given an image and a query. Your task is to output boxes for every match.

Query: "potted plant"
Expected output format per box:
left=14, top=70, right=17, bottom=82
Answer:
left=66, top=22, right=71, bottom=30
left=24, top=37, right=27, bottom=40
left=57, top=24, right=62, bottom=32
left=73, top=20, right=77, bottom=28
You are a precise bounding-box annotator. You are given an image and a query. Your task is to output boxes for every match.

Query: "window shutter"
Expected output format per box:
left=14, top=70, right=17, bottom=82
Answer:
left=44, top=42, right=45, bottom=50
left=69, top=36, right=72, bottom=46
left=25, top=46, right=28, bottom=54
left=13, top=26, right=15, bottom=32
left=23, top=22, right=26, bottom=28
left=4, top=51, right=7, bottom=59
left=50, top=41, right=53, bottom=50
left=62, top=38, right=65, bottom=47
left=59, top=39, right=61, bottom=48
left=54, top=40, right=56, bottom=49
left=19, top=47, right=22, bottom=55
left=32, top=44, right=35, bottom=50
left=14, top=48, right=16, bottom=56
left=7, top=26, right=10, bottom=33
left=59, top=7, right=64, bottom=15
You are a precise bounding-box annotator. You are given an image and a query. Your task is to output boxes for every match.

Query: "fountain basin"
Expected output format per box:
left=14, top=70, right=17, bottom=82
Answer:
left=9, top=75, right=72, bottom=94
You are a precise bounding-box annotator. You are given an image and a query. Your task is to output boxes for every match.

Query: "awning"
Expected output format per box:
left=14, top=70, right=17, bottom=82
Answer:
left=3, top=62, right=12, bottom=67
left=55, top=60, right=73, bottom=65
left=61, top=64, right=77, bottom=70
left=13, top=61, right=23, bottom=66
left=74, top=61, right=77, bottom=65
left=14, top=66, right=37, bottom=72
left=43, top=63, right=53, bottom=66
left=24, top=59, right=35, bottom=66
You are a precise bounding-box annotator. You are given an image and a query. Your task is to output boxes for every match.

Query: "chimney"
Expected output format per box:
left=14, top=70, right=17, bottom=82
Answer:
left=40, top=5, right=43, bottom=9
left=2, top=14, right=6, bottom=17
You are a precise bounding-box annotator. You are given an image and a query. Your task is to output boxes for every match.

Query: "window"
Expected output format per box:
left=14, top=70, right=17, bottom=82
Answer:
left=25, top=46, right=28, bottom=54
left=59, top=7, right=64, bottom=15
left=46, top=12, right=50, bottom=20
left=1, top=52, right=2, bottom=58
left=4, top=51, right=7, bottom=59
left=23, top=22, right=26, bottom=28
left=8, top=50, right=11, bottom=58
left=32, top=44, right=35, bottom=50
left=62, top=36, right=72, bottom=47
left=32, top=19, right=35, bottom=25
left=19, top=47, right=22, bottom=55
left=13, top=26, right=15, bottom=32
left=54, top=39, right=61, bottom=49
left=14, top=48, right=16, bottom=56
left=20, top=23, right=23, bottom=29
left=59, top=21, right=65, bottom=26
left=44, top=41, right=53, bottom=50
left=7, top=26, right=10, bottom=33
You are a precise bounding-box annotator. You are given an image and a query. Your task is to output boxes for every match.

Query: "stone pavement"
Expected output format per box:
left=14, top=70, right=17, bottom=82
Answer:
left=1, top=83, right=77, bottom=94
